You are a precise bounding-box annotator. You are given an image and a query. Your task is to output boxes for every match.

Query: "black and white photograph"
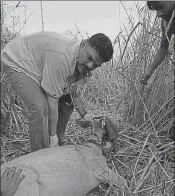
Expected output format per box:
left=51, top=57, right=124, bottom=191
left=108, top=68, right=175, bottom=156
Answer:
left=1, top=1, right=174, bottom=196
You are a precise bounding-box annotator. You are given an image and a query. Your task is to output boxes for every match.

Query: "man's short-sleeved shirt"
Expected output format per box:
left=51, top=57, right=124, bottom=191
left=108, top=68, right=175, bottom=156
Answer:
left=1, top=31, right=82, bottom=98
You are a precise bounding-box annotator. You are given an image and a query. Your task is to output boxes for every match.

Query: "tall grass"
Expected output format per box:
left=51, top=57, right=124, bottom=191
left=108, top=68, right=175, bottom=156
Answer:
left=1, top=2, right=174, bottom=195
left=81, top=4, right=174, bottom=195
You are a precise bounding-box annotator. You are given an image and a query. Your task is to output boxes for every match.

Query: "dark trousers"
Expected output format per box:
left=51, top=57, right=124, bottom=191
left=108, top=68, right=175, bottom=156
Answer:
left=5, top=68, right=74, bottom=152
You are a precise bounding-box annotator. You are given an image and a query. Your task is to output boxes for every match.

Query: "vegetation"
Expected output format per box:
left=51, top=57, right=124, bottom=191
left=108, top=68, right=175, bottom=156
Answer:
left=1, top=2, right=174, bottom=195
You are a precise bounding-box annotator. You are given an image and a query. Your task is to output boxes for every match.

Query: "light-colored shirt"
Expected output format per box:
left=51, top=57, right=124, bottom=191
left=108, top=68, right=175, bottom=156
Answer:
left=1, top=31, right=88, bottom=98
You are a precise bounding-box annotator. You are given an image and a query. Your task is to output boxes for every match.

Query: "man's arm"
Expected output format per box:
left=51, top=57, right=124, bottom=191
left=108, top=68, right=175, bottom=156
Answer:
left=46, top=93, right=59, bottom=137
left=141, top=20, right=172, bottom=84
left=148, top=27, right=171, bottom=75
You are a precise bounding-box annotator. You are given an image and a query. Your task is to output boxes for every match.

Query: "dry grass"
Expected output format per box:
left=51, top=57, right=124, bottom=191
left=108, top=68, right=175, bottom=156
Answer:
left=1, top=2, right=174, bottom=196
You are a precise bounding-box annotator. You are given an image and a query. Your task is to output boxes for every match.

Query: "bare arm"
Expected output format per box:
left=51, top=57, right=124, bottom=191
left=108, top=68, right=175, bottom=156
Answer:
left=141, top=20, right=172, bottom=84
left=46, top=93, right=59, bottom=137
left=148, top=21, right=171, bottom=75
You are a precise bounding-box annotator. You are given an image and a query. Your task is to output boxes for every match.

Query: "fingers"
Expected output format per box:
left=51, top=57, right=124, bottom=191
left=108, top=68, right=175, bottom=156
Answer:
left=140, top=79, right=148, bottom=85
left=1, top=167, right=10, bottom=178
left=2, top=167, right=26, bottom=184
left=13, top=168, right=23, bottom=180
left=140, top=73, right=151, bottom=85
left=8, top=166, right=17, bottom=178
left=16, top=174, right=26, bottom=184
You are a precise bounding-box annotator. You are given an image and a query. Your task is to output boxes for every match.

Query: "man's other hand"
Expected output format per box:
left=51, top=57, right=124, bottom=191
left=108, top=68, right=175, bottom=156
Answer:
left=140, top=71, right=152, bottom=85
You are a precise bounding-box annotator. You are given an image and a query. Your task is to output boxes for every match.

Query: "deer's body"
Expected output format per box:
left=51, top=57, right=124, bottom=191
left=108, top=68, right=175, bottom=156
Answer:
left=1, top=117, right=126, bottom=196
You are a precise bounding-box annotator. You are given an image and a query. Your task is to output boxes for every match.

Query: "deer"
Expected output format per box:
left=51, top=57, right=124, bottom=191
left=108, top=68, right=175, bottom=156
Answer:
left=1, top=116, right=128, bottom=196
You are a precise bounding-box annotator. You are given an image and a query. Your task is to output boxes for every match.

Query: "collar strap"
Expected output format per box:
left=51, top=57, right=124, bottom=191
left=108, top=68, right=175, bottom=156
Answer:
left=87, top=139, right=102, bottom=145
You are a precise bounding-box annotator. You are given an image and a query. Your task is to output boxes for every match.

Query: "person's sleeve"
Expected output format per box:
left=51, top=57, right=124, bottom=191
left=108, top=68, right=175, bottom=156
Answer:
left=41, top=50, right=69, bottom=98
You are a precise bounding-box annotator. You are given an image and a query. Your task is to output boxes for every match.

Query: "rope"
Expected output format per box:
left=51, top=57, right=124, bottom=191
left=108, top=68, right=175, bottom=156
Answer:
left=164, top=9, right=175, bottom=44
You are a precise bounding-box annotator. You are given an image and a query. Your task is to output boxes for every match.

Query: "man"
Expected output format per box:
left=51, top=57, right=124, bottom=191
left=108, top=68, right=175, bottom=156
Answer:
left=140, top=1, right=174, bottom=85
left=141, top=1, right=175, bottom=141
left=1, top=31, right=113, bottom=151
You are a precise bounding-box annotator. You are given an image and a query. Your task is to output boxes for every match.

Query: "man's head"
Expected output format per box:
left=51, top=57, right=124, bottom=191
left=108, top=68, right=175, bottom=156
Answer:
left=75, top=33, right=113, bottom=78
left=147, top=1, right=174, bottom=21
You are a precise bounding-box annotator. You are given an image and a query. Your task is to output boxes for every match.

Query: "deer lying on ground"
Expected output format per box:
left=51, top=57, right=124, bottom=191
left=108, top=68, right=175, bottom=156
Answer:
left=1, top=117, right=127, bottom=196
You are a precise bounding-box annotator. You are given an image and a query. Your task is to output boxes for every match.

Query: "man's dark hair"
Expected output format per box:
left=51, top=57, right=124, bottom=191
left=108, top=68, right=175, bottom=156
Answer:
left=88, top=33, right=113, bottom=62
left=147, top=1, right=162, bottom=10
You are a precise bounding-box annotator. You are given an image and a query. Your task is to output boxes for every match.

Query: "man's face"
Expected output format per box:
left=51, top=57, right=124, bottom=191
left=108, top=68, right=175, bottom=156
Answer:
left=152, top=1, right=174, bottom=21
left=75, top=42, right=103, bottom=77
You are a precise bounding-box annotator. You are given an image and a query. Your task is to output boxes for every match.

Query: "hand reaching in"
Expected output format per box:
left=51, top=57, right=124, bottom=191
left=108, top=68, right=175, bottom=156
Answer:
left=140, top=71, right=152, bottom=85
left=1, top=167, right=26, bottom=196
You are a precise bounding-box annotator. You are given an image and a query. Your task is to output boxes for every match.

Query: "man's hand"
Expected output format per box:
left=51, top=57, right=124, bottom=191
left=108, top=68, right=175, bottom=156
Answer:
left=49, top=135, right=59, bottom=148
left=140, top=70, right=152, bottom=85
left=1, top=167, right=26, bottom=196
